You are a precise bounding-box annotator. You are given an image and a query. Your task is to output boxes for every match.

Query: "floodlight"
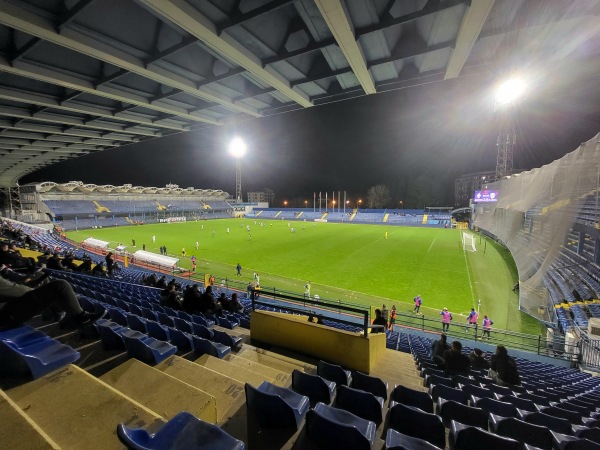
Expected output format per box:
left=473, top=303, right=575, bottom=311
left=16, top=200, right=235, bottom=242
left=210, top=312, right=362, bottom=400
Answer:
left=228, top=137, right=247, bottom=158
left=495, top=78, right=525, bottom=106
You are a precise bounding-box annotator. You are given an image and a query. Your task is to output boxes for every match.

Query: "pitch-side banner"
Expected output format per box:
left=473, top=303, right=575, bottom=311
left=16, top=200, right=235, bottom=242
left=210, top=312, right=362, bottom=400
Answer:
left=158, top=216, right=186, bottom=223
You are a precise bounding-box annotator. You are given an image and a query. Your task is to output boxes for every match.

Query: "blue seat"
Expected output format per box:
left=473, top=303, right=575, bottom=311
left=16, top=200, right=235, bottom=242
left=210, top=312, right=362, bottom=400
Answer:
left=335, top=385, right=384, bottom=424
left=152, top=304, right=165, bottom=313
left=173, top=317, right=193, bottom=334
left=117, top=411, right=245, bottom=450
left=474, top=397, right=518, bottom=417
left=217, top=317, right=238, bottom=330
left=388, top=401, right=445, bottom=449
left=485, top=383, right=514, bottom=397
left=498, top=394, right=537, bottom=412
left=121, top=330, right=177, bottom=365
left=450, top=420, right=522, bottom=450
left=385, top=428, right=443, bottom=450
left=128, top=304, right=143, bottom=316
left=490, top=413, right=553, bottom=450
left=245, top=381, right=309, bottom=429
left=0, top=326, right=49, bottom=348
left=126, top=314, right=148, bottom=333
left=192, top=323, right=214, bottom=340
left=239, top=317, right=251, bottom=329
left=551, top=431, right=600, bottom=450
left=390, top=385, right=433, bottom=414
left=211, top=330, right=242, bottom=350
left=351, top=371, right=388, bottom=401
left=192, top=336, right=230, bottom=359
left=108, top=308, right=128, bottom=326
left=157, top=312, right=175, bottom=328
left=438, top=399, right=488, bottom=429
left=461, top=383, right=497, bottom=402
left=168, top=327, right=194, bottom=351
left=163, top=306, right=177, bottom=316
left=430, top=384, right=468, bottom=405
left=306, top=402, right=376, bottom=450
left=426, top=373, right=454, bottom=388
left=541, top=406, right=583, bottom=424
left=176, top=311, right=193, bottom=321
left=519, top=392, right=551, bottom=406
left=576, top=427, right=600, bottom=445
left=291, top=369, right=336, bottom=406
left=95, top=319, right=127, bottom=350
left=519, top=409, right=572, bottom=435
left=192, top=314, right=215, bottom=328
left=317, top=360, right=351, bottom=387
left=146, top=321, right=170, bottom=341
left=0, top=338, right=80, bottom=379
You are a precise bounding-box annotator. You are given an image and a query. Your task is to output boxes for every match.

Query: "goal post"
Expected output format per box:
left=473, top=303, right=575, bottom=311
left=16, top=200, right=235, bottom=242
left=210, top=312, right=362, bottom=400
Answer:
left=462, top=232, right=477, bottom=252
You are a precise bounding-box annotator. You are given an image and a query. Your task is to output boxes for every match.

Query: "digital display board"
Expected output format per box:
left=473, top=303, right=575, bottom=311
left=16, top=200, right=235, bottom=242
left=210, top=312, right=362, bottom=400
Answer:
left=474, top=190, right=499, bottom=203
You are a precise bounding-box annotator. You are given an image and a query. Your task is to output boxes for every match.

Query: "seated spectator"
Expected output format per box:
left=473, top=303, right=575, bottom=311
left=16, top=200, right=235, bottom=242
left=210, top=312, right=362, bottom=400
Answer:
left=439, top=341, right=471, bottom=376
left=469, top=348, right=490, bottom=370
left=77, top=258, right=92, bottom=274
left=105, top=252, right=114, bottom=277
left=181, top=284, right=202, bottom=314
left=145, top=273, right=158, bottom=287
left=47, top=253, right=70, bottom=271
left=91, top=261, right=106, bottom=277
left=62, top=255, right=79, bottom=272
left=0, top=242, right=36, bottom=272
left=490, top=345, right=521, bottom=386
left=217, top=293, right=230, bottom=311
left=227, top=293, right=244, bottom=313
left=199, top=285, right=223, bottom=316
left=371, top=308, right=386, bottom=333
left=156, top=276, right=167, bottom=289
left=36, top=250, right=52, bottom=267
left=160, top=284, right=181, bottom=310
left=0, top=266, right=103, bottom=329
left=431, top=333, right=449, bottom=360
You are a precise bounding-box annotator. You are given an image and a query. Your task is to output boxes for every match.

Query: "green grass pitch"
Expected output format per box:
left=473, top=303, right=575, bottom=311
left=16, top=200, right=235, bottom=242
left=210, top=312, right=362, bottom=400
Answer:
left=66, top=219, right=543, bottom=335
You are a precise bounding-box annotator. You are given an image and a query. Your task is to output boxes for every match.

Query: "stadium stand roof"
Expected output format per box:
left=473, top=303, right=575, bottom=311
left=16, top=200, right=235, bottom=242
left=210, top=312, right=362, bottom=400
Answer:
left=0, top=0, right=599, bottom=186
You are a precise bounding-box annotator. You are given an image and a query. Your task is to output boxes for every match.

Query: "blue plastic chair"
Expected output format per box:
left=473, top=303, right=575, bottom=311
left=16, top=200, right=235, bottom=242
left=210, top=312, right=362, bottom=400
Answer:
left=490, top=413, right=553, bottom=450
left=191, top=323, right=214, bottom=340
left=551, top=431, right=600, bottom=450
left=108, top=308, right=128, bottom=326
left=306, top=402, right=376, bottom=450
left=438, top=398, right=488, bottom=429
left=168, top=327, right=194, bottom=351
left=211, top=329, right=242, bottom=350
left=385, top=428, right=443, bottom=450
left=498, top=394, right=537, bottom=412
left=317, top=360, right=351, bottom=387
left=0, top=338, right=80, bottom=379
left=173, top=317, right=193, bottom=334
left=126, top=314, right=148, bottom=333
left=245, top=381, right=309, bottom=429
left=121, top=330, right=177, bottom=365
left=388, top=401, right=445, bottom=448
left=390, top=384, right=434, bottom=414
left=450, top=420, right=522, bottom=450
left=141, top=308, right=159, bottom=322
left=0, top=326, right=49, bottom=348
left=291, top=369, right=336, bottom=406
left=95, top=319, right=127, bottom=350
left=117, top=411, right=245, bottom=450
left=192, top=336, right=230, bottom=359
left=146, top=321, right=171, bottom=342
left=217, top=317, right=238, bottom=330
left=351, top=371, right=388, bottom=401
left=128, top=304, right=143, bottom=316
left=474, top=396, right=518, bottom=418
left=335, top=385, right=384, bottom=424
left=192, top=314, right=215, bottom=328
left=519, top=409, right=573, bottom=434
left=157, top=312, right=175, bottom=328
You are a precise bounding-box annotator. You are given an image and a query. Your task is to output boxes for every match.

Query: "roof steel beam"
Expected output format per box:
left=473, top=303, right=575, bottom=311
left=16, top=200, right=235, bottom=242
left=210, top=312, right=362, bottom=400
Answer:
left=144, top=35, right=198, bottom=66
left=217, top=0, right=294, bottom=34
left=313, top=0, right=376, bottom=94
left=0, top=119, right=139, bottom=142
left=0, top=2, right=262, bottom=117
left=137, top=0, right=312, bottom=108
left=445, top=0, right=495, bottom=79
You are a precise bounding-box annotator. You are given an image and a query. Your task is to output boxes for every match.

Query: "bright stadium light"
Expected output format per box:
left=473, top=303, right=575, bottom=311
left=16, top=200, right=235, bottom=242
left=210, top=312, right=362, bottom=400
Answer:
left=228, top=137, right=247, bottom=158
left=495, top=78, right=526, bottom=106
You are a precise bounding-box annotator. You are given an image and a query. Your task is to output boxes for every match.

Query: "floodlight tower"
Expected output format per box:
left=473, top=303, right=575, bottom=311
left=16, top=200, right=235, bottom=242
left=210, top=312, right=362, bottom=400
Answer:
left=494, top=78, right=524, bottom=180
left=228, top=137, right=246, bottom=204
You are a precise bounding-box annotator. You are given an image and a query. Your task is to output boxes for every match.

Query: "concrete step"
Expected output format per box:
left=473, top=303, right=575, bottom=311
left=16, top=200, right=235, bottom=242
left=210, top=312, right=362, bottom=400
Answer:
left=223, top=354, right=290, bottom=386
left=154, top=356, right=245, bottom=425
left=0, top=389, right=61, bottom=450
left=236, top=347, right=312, bottom=373
left=100, top=359, right=217, bottom=423
left=194, top=354, right=274, bottom=387
left=7, top=365, right=163, bottom=449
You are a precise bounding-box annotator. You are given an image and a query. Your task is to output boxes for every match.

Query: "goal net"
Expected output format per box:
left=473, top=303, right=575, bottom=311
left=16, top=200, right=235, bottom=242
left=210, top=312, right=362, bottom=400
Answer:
left=462, top=232, right=477, bottom=252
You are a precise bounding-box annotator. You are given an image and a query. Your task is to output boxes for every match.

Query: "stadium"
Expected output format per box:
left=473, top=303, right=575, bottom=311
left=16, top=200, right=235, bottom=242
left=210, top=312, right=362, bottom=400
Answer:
left=1, top=1, right=600, bottom=449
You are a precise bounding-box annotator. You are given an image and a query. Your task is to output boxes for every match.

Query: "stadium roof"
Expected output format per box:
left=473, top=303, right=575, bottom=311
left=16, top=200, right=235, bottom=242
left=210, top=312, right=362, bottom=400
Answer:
left=0, top=0, right=599, bottom=187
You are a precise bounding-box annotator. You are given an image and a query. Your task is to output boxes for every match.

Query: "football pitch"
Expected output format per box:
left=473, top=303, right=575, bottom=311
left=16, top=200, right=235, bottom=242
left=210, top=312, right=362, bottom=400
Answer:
left=66, top=219, right=543, bottom=335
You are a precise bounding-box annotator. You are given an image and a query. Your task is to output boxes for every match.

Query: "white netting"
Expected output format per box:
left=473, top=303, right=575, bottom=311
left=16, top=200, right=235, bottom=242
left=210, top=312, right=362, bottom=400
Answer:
left=473, top=132, right=600, bottom=325
left=462, top=232, right=476, bottom=252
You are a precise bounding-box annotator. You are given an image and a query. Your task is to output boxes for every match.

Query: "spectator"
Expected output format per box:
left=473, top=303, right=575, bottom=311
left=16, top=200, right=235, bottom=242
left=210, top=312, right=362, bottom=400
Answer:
left=91, top=261, right=106, bottom=277
left=466, top=307, right=478, bottom=332
left=371, top=308, right=387, bottom=333
left=0, top=267, right=103, bottom=329
left=199, top=285, right=223, bottom=316
left=156, top=276, right=167, bottom=289
left=160, top=284, right=181, bottom=310
left=389, top=305, right=396, bottom=330
left=228, top=293, right=244, bottom=313
left=381, top=304, right=389, bottom=329
left=439, top=341, right=471, bottom=376
left=481, top=315, right=493, bottom=339
left=47, top=252, right=70, bottom=272
left=181, top=284, right=202, bottom=314
left=413, top=294, right=422, bottom=313
left=490, top=345, right=521, bottom=386
left=431, top=333, right=449, bottom=360
left=105, top=252, right=114, bottom=277
left=440, top=307, right=452, bottom=332
left=469, top=348, right=490, bottom=370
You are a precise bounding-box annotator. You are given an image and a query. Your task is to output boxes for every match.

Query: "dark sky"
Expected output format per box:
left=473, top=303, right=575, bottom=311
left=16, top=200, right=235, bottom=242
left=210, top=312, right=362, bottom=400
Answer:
left=23, top=64, right=600, bottom=207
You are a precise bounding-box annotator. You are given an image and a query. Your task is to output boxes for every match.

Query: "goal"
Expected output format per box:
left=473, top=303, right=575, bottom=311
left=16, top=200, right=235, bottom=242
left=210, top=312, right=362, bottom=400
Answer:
left=462, top=232, right=477, bottom=252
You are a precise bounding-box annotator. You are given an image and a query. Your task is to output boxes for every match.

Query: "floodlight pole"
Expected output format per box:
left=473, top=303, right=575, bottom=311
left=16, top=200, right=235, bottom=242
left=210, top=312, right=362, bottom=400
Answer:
left=495, top=106, right=515, bottom=180
left=235, top=157, right=242, bottom=204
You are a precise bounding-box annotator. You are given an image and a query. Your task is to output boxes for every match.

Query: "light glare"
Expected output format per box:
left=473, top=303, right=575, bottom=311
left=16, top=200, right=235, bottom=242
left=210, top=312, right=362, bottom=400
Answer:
left=229, top=137, right=247, bottom=158
left=495, top=78, right=526, bottom=106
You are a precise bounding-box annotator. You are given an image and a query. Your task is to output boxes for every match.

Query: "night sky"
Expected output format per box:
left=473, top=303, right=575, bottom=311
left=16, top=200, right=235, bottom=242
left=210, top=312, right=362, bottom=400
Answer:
left=23, top=62, right=600, bottom=207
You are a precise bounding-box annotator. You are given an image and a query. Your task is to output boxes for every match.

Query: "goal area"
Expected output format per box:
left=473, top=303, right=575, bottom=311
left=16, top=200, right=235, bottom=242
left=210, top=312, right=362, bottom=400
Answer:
left=462, top=232, right=476, bottom=252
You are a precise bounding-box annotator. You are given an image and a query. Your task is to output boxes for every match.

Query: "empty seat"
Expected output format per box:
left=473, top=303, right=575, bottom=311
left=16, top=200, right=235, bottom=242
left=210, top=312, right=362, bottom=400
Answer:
left=430, top=384, right=468, bottom=405
left=438, top=399, right=488, bottom=429
left=519, top=392, right=552, bottom=406
left=173, top=317, right=193, bottom=334
left=192, top=314, right=215, bottom=328
left=351, top=371, right=388, bottom=400
left=519, top=409, right=572, bottom=434
left=317, top=360, right=351, bottom=387
left=146, top=321, right=170, bottom=342
left=485, top=383, right=514, bottom=397
left=217, top=317, right=238, bottom=330
left=108, top=308, right=128, bottom=326
left=141, top=307, right=158, bottom=322
left=498, top=395, right=537, bottom=412
left=390, top=385, right=433, bottom=414
left=157, top=312, right=175, bottom=328
left=291, top=369, right=336, bottom=405
left=335, top=385, right=384, bottom=424
left=168, top=327, right=194, bottom=351
left=0, top=326, right=49, bottom=348
left=490, top=413, right=553, bottom=450
left=121, top=330, right=177, bottom=365
left=388, top=401, right=445, bottom=449
left=551, top=431, right=600, bottom=450
left=474, top=397, right=518, bottom=418
left=126, top=314, right=148, bottom=333
left=211, top=329, right=242, bottom=350
left=450, top=420, right=522, bottom=450
left=191, top=336, right=230, bottom=359
left=306, top=402, right=376, bottom=450
left=117, top=411, right=245, bottom=450
left=460, top=383, right=496, bottom=403
left=245, top=382, right=309, bottom=429
left=95, top=319, right=126, bottom=350
left=385, top=429, right=442, bottom=450
left=541, top=406, right=583, bottom=424
left=191, top=323, right=214, bottom=340
left=425, top=373, right=454, bottom=388
left=576, top=427, right=600, bottom=444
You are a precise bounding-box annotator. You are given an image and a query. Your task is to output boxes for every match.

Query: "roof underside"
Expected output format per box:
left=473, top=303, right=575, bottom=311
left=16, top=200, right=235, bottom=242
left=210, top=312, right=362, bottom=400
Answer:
left=0, top=0, right=599, bottom=186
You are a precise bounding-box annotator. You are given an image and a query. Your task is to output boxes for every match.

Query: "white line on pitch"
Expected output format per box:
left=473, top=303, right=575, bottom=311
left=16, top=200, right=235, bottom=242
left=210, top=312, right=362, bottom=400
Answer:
left=428, top=238, right=436, bottom=253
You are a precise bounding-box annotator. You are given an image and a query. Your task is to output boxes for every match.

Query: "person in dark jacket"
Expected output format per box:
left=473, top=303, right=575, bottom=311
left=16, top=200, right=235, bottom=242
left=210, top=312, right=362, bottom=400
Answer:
left=490, top=345, right=521, bottom=386
left=181, top=284, right=202, bottom=314
left=469, top=348, right=490, bottom=370
left=440, top=341, right=471, bottom=376
left=199, top=285, right=223, bottom=316
left=160, top=284, right=181, bottom=310
left=371, top=308, right=387, bottom=333
left=105, top=252, right=114, bottom=276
